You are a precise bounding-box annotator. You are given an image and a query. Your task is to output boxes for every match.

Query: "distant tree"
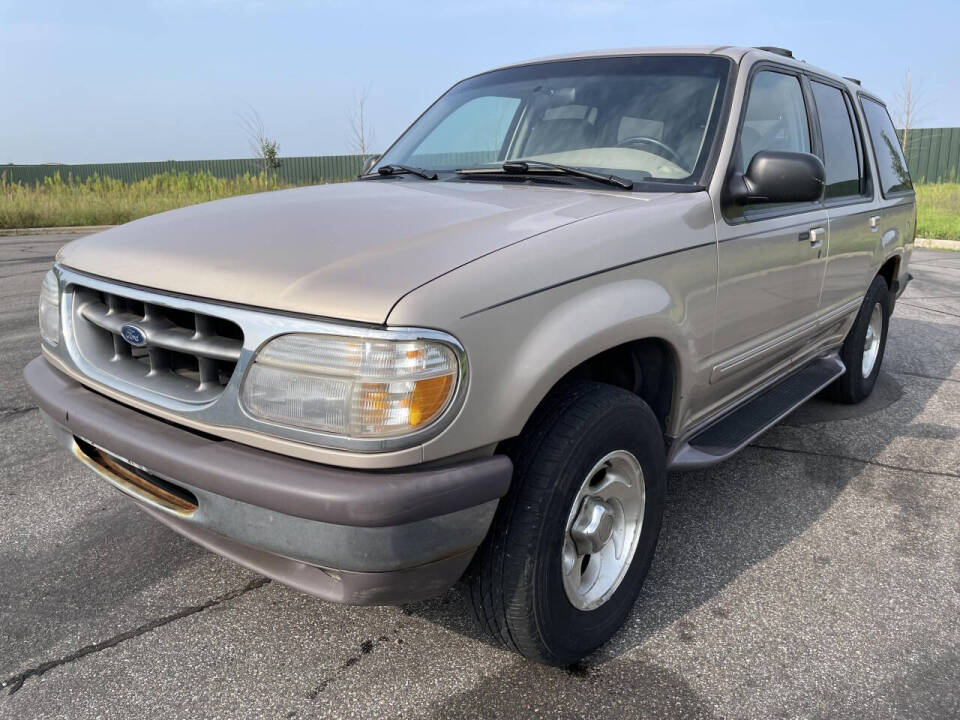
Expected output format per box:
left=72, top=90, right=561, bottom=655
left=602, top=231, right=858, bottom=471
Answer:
left=347, top=84, right=377, bottom=172
left=237, top=106, right=281, bottom=176
left=881, top=132, right=912, bottom=191
left=893, top=68, right=927, bottom=156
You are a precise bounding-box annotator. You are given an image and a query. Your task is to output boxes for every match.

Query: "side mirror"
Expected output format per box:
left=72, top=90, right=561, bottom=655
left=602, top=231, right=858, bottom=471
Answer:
left=359, top=154, right=381, bottom=176
left=727, top=150, right=825, bottom=205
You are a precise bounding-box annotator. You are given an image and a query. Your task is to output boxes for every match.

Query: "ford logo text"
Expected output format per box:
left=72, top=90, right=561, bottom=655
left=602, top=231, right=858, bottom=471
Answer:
left=120, top=324, right=147, bottom=347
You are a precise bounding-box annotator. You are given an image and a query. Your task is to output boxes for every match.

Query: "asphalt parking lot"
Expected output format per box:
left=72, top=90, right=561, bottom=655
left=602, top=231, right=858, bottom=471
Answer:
left=1, top=233, right=958, bottom=719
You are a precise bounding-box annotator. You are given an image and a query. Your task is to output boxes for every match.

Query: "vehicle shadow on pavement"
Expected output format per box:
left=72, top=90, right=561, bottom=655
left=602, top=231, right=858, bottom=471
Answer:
left=400, top=314, right=954, bottom=717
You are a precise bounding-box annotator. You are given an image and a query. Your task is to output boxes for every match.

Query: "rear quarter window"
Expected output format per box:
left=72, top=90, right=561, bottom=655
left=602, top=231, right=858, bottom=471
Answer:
left=860, top=97, right=913, bottom=196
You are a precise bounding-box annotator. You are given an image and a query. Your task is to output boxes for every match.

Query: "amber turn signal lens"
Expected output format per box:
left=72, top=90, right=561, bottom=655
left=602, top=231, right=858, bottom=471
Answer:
left=241, top=333, right=462, bottom=439
left=409, top=374, right=455, bottom=427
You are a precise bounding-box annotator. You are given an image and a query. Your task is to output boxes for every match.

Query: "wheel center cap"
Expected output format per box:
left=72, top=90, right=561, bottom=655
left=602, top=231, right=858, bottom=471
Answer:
left=570, top=497, right=616, bottom=555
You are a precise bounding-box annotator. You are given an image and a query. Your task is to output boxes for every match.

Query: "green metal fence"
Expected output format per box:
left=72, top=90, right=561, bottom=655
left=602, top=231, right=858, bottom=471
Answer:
left=899, top=128, right=960, bottom=184
left=0, top=152, right=501, bottom=186
left=2, top=131, right=960, bottom=186
left=0, top=155, right=368, bottom=186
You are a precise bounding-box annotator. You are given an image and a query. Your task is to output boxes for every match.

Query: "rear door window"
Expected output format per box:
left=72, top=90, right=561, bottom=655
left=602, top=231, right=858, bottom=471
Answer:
left=811, top=81, right=864, bottom=200
left=860, top=97, right=913, bottom=196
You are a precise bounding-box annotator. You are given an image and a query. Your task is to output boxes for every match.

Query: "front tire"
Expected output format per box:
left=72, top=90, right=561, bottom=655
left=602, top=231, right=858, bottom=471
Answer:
left=465, top=381, right=665, bottom=666
left=827, top=274, right=893, bottom=404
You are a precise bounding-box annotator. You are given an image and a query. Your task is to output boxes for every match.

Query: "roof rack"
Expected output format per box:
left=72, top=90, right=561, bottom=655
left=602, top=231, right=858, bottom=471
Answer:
left=844, top=76, right=862, bottom=86
left=754, top=46, right=794, bottom=58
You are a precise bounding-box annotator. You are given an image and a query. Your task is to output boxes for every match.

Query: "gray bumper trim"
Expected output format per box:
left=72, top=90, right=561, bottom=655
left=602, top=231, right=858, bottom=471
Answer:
left=137, top=501, right=477, bottom=606
left=42, top=414, right=498, bottom=573
left=894, top=271, right=913, bottom=299
left=25, top=356, right=512, bottom=527
left=25, top=356, right=514, bottom=602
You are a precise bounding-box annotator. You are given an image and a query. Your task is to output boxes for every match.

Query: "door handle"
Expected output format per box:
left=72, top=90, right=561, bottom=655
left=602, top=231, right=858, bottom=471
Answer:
left=869, top=215, right=881, bottom=232
left=807, top=226, right=825, bottom=249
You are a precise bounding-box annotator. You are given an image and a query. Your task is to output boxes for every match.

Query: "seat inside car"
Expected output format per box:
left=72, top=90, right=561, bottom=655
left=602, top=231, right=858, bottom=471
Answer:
left=523, top=116, right=596, bottom=155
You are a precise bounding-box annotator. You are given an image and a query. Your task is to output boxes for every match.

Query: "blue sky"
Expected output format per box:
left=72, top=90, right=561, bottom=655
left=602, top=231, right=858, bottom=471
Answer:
left=2, top=0, right=957, bottom=163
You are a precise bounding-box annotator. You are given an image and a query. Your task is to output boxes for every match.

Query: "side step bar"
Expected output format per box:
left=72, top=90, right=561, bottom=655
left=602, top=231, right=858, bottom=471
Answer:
left=668, top=355, right=846, bottom=471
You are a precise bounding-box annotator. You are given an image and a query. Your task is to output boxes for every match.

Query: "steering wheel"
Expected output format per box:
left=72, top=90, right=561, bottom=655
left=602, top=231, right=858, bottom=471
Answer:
left=615, top=135, right=685, bottom=167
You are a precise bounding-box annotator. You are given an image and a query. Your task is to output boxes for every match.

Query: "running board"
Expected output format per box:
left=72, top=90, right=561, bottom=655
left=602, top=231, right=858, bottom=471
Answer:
left=668, top=355, right=846, bottom=471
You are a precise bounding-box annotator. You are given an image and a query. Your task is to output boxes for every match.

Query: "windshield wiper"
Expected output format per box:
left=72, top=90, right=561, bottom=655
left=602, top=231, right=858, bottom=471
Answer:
left=457, top=160, right=635, bottom=190
left=371, top=164, right=438, bottom=180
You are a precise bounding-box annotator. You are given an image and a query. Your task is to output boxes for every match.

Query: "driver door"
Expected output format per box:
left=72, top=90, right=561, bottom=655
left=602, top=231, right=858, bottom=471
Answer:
left=711, top=67, right=828, bottom=393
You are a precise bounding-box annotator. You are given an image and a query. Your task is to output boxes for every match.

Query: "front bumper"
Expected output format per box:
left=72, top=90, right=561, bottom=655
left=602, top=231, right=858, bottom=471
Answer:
left=25, top=357, right=513, bottom=605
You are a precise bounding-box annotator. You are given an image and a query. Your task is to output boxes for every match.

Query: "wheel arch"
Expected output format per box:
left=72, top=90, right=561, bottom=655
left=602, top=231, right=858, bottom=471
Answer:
left=497, top=333, right=683, bottom=458
left=877, top=254, right=901, bottom=289
left=552, top=337, right=679, bottom=434
left=464, top=276, right=696, bottom=459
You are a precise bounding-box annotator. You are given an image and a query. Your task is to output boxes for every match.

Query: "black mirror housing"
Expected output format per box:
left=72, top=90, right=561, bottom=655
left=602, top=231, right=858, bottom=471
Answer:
left=728, top=150, right=825, bottom=205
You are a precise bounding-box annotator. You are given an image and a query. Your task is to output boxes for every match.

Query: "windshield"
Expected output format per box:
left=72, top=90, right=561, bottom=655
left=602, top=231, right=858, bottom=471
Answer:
left=374, top=55, right=731, bottom=187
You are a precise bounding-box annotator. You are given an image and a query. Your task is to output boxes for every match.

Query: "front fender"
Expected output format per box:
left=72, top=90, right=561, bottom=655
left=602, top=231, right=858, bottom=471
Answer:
left=388, top=191, right=718, bottom=462
left=498, top=277, right=682, bottom=426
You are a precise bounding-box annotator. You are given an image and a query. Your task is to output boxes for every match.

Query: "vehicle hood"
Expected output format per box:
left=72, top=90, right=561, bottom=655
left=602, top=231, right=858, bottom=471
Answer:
left=59, top=180, right=657, bottom=324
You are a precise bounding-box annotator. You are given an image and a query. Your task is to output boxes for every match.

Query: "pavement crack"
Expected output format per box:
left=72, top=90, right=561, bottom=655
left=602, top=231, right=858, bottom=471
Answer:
left=906, top=262, right=960, bottom=270
left=898, top=301, right=960, bottom=320
left=0, top=255, right=56, bottom=267
left=0, top=406, right=38, bottom=423
left=750, top=443, right=960, bottom=480
left=306, top=634, right=391, bottom=700
left=1, top=577, right=270, bottom=696
left=894, top=370, right=960, bottom=385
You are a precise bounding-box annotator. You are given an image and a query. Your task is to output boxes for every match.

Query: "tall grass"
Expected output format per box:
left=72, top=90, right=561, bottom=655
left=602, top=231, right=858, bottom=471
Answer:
left=3, top=171, right=960, bottom=241
left=0, top=171, right=297, bottom=229
left=915, top=183, right=960, bottom=241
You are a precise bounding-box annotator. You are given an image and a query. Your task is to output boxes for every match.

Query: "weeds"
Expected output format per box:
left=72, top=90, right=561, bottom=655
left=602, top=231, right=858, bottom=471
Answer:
left=0, top=171, right=298, bottom=229
left=915, top=183, right=960, bottom=241
left=2, top=171, right=959, bottom=241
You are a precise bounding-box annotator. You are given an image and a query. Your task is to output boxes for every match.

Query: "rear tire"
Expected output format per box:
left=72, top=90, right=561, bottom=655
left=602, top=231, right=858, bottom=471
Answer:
left=465, top=381, right=665, bottom=666
left=826, top=274, right=892, bottom=404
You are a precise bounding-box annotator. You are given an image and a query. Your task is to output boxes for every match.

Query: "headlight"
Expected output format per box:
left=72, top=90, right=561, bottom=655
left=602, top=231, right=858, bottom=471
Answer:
left=39, top=270, right=60, bottom=346
left=240, top=333, right=463, bottom=439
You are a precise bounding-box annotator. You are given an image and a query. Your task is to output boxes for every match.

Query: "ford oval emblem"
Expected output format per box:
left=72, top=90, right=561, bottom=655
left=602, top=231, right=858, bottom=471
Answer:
left=120, top=324, right=147, bottom=347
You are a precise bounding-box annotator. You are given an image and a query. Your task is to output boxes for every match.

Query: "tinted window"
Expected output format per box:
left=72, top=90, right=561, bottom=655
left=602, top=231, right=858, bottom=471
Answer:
left=812, top=82, right=862, bottom=199
left=737, top=71, right=810, bottom=172
left=861, top=97, right=913, bottom=195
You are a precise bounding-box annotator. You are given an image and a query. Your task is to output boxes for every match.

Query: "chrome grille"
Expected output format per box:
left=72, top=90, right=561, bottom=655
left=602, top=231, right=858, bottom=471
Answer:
left=72, top=285, right=243, bottom=404
left=52, top=266, right=465, bottom=453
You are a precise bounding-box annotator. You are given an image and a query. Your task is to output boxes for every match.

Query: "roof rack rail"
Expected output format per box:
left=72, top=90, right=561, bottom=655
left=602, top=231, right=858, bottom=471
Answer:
left=844, top=76, right=862, bottom=86
left=754, top=46, right=793, bottom=58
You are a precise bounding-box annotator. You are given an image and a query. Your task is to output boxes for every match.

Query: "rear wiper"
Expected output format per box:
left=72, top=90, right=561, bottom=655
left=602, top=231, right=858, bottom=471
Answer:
left=371, top=164, right=438, bottom=180
left=457, top=160, right=635, bottom=190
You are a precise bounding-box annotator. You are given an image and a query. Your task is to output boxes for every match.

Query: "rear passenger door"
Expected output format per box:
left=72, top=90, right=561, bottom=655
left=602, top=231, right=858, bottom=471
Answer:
left=809, top=79, right=877, bottom=321
left=712, top=67, right=828, bottom=389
